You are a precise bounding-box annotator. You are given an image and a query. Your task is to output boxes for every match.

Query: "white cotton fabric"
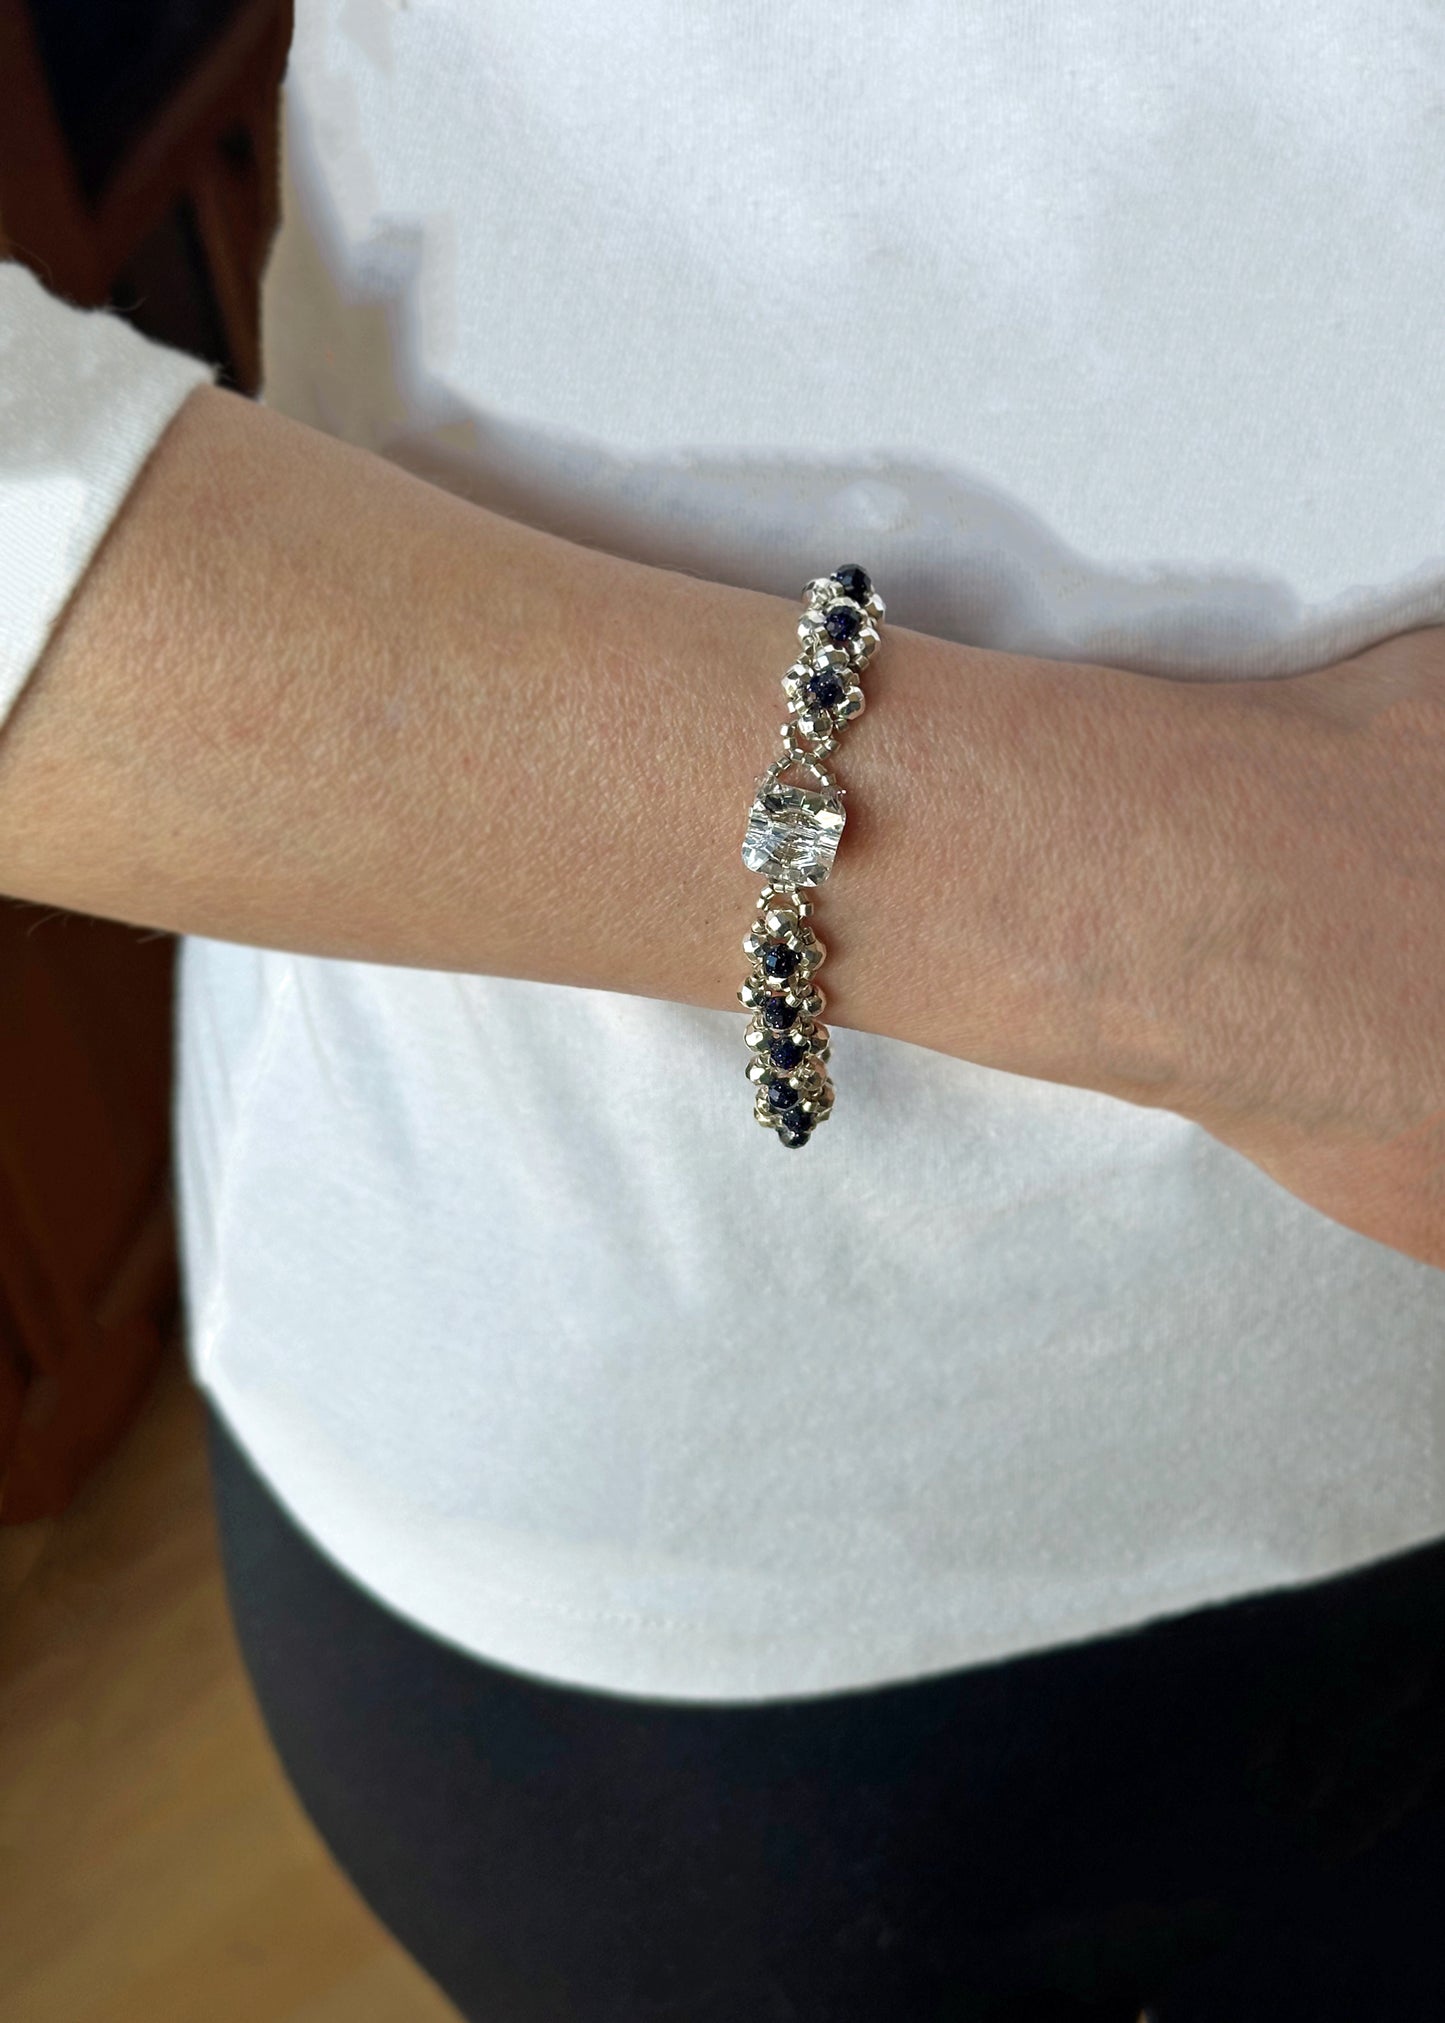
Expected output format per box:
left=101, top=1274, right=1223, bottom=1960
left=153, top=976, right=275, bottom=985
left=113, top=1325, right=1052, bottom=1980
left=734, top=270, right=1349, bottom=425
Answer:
left=5, top=0, right=1445, bottom=1703
left=0, top=262, right=214, bottom=722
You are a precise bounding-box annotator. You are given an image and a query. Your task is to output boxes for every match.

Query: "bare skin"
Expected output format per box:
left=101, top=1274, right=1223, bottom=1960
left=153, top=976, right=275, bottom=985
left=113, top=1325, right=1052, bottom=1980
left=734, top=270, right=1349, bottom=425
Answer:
left=1, top=381, right=1441, bottom=1267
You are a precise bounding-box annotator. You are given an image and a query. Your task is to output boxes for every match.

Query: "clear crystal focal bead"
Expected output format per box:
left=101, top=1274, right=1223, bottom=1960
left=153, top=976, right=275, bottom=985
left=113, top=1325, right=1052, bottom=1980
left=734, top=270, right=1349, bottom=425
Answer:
left=742, top=783, right=846, bottom=885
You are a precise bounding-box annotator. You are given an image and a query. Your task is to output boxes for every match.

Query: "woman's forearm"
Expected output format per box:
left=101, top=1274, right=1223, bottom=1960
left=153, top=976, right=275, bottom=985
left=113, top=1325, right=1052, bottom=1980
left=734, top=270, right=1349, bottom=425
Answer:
left=0, top=382, right=1177, bottom=1102
left=4, top=382, right=1443, bottom=1262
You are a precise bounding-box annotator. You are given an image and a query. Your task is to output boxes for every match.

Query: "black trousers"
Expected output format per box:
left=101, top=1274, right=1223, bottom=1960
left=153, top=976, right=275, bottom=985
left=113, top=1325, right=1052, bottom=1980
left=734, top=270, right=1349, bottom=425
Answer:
left=205, top=1399, right=1445, bottom=2022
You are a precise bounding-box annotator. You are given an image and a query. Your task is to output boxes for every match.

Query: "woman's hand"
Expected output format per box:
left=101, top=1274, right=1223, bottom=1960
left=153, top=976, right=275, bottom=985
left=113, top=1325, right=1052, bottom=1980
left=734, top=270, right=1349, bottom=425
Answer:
left=1164, top=630, right=1445, bottom=1270
left=934, top=626, right=1445, bottom=1271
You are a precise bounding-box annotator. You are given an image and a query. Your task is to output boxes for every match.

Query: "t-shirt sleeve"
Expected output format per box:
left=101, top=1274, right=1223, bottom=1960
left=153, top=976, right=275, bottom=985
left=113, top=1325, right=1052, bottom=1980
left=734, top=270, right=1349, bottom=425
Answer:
left=0, top=259, right=219, bottom=734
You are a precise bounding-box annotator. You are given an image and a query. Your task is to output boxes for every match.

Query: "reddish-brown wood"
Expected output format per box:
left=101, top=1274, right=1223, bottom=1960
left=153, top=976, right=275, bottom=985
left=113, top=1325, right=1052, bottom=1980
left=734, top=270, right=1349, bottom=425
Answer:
left=0, top=909, right=179, bottom=1520
left=0, top=0, right=102, bottom=296
left=0, top=0, right=291, bottom=387
left=0, top=0, right=292, bottom=1519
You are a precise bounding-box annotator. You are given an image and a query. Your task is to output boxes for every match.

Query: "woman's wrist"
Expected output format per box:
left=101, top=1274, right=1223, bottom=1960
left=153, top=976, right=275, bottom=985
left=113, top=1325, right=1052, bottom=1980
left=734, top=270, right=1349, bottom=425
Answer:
left=836, top=629, right=1198, bottom=1110
left=920, top=625, right=1445, bottom=1269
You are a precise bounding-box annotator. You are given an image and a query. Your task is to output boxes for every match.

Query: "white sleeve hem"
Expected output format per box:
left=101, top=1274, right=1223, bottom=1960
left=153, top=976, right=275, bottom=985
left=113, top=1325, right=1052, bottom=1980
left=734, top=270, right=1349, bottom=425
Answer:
left=0, top=261, right=219, bottom=729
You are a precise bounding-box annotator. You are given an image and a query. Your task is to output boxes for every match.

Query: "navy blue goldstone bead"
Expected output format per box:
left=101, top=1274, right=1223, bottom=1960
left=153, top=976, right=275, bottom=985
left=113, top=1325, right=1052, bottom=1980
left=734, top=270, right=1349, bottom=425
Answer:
left=762, top=943, right=800, bottom=979
left=778, top=1129, right=810, bottom=1148
left=766, top=1078, right=795, bottom=1111
left=805, top=668, right=847, bottom=711
left=823, top=602, right=862, bottom=644
left=761, top=997, right=796, bottom=1030
left=833, top=563, right=872, bottom=604
left=767, top=1036, right=806, bottom=1072
left=780, top=1105, right=813, bottom=1136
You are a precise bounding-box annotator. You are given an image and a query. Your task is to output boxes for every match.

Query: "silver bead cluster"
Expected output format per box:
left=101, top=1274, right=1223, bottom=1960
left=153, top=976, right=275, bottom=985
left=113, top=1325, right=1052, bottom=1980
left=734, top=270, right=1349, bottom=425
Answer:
left=737, top=567, right=885, bottom=1147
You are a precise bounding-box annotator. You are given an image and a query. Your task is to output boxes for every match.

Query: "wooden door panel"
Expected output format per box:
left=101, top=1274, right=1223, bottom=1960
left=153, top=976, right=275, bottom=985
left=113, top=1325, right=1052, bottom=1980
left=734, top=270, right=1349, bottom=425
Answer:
left=0, top=0, right=289, bottom=1520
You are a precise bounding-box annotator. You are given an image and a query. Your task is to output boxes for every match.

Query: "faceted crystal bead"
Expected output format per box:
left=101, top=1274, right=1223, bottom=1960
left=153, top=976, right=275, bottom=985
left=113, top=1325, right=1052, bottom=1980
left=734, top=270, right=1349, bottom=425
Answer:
left=742, top=783, right=846, bottom=885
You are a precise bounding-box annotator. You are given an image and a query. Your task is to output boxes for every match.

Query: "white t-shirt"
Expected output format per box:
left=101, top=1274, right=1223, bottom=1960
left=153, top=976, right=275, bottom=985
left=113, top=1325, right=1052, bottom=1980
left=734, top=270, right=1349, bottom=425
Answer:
left=3, top=0, right=1444, bottom=1703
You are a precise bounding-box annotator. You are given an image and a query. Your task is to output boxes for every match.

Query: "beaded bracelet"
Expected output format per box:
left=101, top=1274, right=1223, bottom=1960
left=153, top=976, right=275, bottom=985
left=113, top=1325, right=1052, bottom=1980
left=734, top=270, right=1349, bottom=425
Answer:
left=738, top=564, right=885, bottom=1148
